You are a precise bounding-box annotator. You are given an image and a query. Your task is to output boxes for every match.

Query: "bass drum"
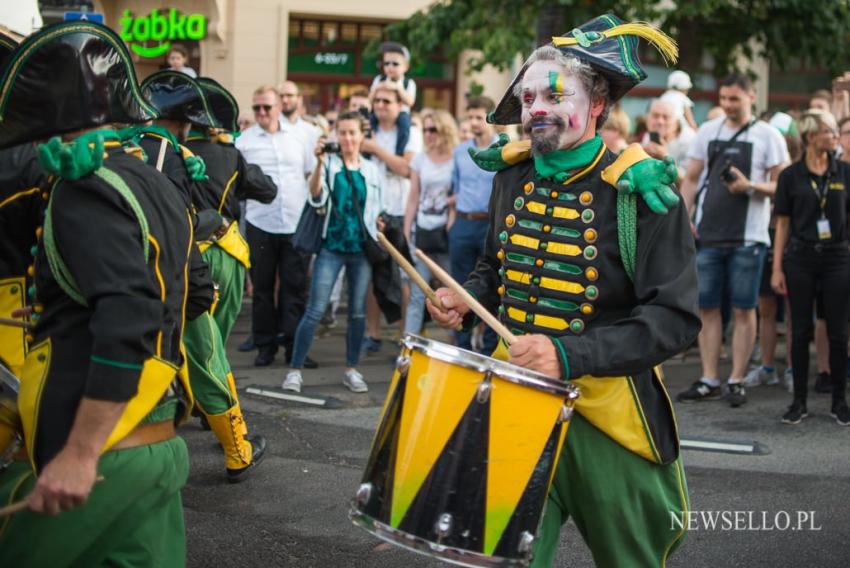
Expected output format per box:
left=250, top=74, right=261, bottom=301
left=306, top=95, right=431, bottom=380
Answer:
left=351, top=334, right=579, bottom=567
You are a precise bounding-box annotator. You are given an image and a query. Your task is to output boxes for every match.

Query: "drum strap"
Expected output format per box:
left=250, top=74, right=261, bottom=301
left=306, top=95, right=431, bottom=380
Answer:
left=43, top=167, right=150, bottom=306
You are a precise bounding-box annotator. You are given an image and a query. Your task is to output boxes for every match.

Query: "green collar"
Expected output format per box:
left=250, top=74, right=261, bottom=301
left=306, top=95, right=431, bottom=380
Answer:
left=533, top=135, right=602, bottom=183
left=138, top=124, right=182, bottom=153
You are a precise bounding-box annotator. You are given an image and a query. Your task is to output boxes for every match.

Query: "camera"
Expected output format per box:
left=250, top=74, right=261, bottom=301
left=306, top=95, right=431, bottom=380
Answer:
left=721, top=161, right=736, bottom=183
left=322, top=141, right=340, bottom=154
left=649, top=131, right=661, bottom=144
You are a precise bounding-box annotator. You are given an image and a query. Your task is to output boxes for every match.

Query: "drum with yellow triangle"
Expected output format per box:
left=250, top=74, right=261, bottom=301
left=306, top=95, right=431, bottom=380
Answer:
left=350, top=334, right=580, bottom=567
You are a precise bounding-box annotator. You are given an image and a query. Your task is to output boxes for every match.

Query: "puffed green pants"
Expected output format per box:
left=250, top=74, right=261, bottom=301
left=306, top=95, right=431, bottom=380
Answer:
left=183, top=246, right=245, bottom=415
left=0, top=436, right=189, bottom=567
left=530, top=413, right=689, bottom=568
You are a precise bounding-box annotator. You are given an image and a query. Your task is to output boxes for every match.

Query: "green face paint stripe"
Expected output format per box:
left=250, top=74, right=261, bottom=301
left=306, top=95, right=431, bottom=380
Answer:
left=90, top=355, right=144, bottom=370
left=0, top=22, right=157, bottom=119
left=505, top=252, right=535, bottom=265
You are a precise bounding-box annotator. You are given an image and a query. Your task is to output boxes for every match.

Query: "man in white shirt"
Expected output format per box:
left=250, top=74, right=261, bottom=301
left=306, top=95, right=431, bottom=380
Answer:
left=236, top=84, right=317, bottom=367
left=677, top=74, right=789, bottom=408
left=358, top=83, right=423, bottom=353
left=279, top=80, right=321, bottom=150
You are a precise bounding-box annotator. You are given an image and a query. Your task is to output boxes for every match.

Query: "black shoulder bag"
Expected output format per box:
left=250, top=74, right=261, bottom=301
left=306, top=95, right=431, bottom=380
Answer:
left=344, top=163, right=388, bottom=264
left=292, top=161, right=330, bottom=255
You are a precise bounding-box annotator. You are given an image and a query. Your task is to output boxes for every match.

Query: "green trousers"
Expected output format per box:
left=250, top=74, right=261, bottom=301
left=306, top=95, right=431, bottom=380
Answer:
left=531, top=413, right=689, bottom=568
left=202, top=245, right=245, bottom=344
left=0, top=436, right=189, bottom=567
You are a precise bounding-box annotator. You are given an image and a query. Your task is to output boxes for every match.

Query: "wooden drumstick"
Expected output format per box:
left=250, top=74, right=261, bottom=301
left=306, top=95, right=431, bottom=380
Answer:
left=415, top=249, right=517, bottom=346
left=376, top=232, right=448, bottom=313
left=0, top=317, right=32, bottom=330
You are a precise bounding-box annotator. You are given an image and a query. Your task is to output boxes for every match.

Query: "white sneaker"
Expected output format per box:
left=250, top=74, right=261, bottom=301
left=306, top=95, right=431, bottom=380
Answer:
left=743, top=365, right=778, bottom=387
left=750, top=344, right=762, bottom=363
left=282, top=370, right=303, bottom=393
left=343, top=369, right=368, bottom=393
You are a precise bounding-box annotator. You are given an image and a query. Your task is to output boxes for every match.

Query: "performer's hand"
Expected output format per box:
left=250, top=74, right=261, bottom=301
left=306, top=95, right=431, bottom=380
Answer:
left=11, top=305, right=33, bottom=318
left=27, top=446, right=98, bottom=515
left=616, top=156, right=680, bottom=215
left=426, top=287, right=469, bottom=329
left=771, top=271, right=787, bottom=296
left=508, top=335, right=561, bottom=379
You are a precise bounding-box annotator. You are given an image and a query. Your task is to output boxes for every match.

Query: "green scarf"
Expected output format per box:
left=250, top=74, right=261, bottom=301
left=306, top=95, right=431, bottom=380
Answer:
left=37, top=128, right=123, bottom=181
left=533, top=135, right=602, bottom=183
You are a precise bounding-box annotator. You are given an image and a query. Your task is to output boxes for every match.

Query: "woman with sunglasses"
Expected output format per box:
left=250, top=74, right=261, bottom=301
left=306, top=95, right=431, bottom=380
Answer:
left=772, top=109, right=850, bottom=426
left=403, top=109, right=459, bottom=336
left=283, top=111, right=383, bottom=394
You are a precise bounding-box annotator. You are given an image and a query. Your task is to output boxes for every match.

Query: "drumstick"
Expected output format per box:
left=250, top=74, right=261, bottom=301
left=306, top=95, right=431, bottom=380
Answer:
left=376, top=232, right=447, bottom=313
left=0, top=317, right=32, bottom=329
left=0, top=476, right=106, bottom=518
left=415, top=249, right=516, bottom=346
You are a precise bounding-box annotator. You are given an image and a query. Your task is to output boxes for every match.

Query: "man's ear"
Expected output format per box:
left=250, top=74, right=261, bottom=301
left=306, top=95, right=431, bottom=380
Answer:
left=590, top=98, right=605, bottom=120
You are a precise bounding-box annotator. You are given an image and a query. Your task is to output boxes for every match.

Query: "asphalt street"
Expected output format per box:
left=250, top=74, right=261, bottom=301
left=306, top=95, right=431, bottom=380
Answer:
left=181, top=304, right=850, bottom=567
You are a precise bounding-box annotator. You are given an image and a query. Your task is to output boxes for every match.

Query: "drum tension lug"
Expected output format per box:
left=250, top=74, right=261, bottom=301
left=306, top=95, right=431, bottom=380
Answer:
left=518, top=531, right=535, bottom=555
left=435, top=513, right=453, bottom=540
left=558, top=404, right=574, bottom=423
left=356, top=482, right=373, bottom=506
left=476, top=373, right=493, bottom=404
left=395, top=355, right=411, bottom=375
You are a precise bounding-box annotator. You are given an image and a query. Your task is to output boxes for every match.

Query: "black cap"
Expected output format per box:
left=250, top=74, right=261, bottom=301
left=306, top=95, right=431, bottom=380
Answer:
left=141, top=70, right=219, bottom=129
left=0, top=21, right=157, bottom=149
left=0, top=31, right=18, bottom=70
left=197, top=77, right=239, bottom=133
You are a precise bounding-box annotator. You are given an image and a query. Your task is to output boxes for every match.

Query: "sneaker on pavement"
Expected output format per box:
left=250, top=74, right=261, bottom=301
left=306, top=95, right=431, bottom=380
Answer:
left=726, top=382, right=747, bottom=407
left=750, top=344, right=762, bottom=363
left=743, top=365, right=777, bottom=388
left=831, top=402, right=850, bottom=426
left=360, top=336, right=383, bottom=356
left=815, top=372, right=832, bottom=394
left=343, top=369, right=368, bottom=393
left=676, top=380, right=721, bottom=403
left=782, top=401, right=808, bottom=425
left=282, top=370, right=303, bottom=393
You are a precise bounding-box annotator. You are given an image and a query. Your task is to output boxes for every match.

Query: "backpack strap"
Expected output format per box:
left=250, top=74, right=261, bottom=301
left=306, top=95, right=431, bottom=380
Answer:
left=43, top=167, right=150, bottom=306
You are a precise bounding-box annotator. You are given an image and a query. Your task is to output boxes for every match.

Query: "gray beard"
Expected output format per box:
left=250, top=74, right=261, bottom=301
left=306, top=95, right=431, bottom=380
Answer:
left=524, top=116, right=566, bottom=156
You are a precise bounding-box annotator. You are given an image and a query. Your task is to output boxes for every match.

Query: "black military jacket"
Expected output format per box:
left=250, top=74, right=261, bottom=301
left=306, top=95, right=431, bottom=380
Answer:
left=0, top=143, right=47, bottom=279
left=29, top=144, right=214, bottom=467
left=184, top=136, right=276, bottom=220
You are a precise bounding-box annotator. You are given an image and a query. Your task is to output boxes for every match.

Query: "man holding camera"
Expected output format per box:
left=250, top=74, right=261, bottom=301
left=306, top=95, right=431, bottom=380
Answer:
left=678, top=73, right=789, bottom=407
left=641, top=98, right=695, bottom=180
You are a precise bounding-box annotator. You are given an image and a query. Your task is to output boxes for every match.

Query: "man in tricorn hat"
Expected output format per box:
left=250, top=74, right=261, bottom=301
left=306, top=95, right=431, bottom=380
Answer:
left=429, top=14, right=700, bottom=566
left=139, top=71, right=270, bottom=482
left=0, top=21, right=214, bottom=566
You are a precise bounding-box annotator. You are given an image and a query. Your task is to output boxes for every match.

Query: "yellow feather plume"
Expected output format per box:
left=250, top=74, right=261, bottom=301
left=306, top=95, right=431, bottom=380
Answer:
left=552, top=21, right=679, bottom=66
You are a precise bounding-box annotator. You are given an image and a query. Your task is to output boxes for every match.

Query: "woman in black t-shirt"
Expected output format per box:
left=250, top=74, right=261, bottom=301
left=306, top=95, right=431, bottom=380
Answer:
left=772, top=109, right=850, bottom=426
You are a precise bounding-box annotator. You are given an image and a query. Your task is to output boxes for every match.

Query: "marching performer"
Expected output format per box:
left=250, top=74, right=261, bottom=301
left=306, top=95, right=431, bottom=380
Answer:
left=0, top=21, right=214, bottom=566
left=140, top=72, right=268, bottom=482
left=428, top=15, right=700, bottom=567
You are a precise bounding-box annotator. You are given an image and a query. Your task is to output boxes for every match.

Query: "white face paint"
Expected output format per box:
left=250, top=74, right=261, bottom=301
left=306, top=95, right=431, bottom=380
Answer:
left=519, top=60, right=594, bottom=154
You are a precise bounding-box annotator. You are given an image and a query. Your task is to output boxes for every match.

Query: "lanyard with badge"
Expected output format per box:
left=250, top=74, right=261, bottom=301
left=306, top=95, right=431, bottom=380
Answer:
left=811, top=172, right=832, bottom=240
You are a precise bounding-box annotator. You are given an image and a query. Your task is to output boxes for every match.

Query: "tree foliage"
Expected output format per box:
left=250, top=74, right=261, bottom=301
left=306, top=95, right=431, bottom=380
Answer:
left=384, top=0, right=850, bottom=78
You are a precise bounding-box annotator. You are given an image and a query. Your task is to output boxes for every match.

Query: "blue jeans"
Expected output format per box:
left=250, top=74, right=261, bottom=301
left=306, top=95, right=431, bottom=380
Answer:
left=290, top=248, right=371, bottom=368
left=404, top=250, right=449, bottom=335
left=696, top=244, right=766, bottom=310
left=449, top=217, right=498, bottom=353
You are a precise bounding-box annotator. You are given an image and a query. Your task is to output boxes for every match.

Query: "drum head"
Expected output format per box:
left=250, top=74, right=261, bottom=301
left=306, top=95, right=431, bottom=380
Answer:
left=401, top=334, right=578, bottom=399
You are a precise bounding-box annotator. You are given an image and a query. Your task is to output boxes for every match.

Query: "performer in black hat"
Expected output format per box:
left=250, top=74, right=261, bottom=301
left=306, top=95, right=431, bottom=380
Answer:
left=428, top=14, right=699, bottom=567
left=141, top=71, right=269, bottom=481
left=0, top=21, right=213, bottom=566
left=0, top=31, right=46, bottom=378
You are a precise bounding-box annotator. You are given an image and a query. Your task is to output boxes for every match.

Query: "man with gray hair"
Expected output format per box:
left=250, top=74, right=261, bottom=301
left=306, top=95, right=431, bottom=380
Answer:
left=427, top=15, right=699, bottom=566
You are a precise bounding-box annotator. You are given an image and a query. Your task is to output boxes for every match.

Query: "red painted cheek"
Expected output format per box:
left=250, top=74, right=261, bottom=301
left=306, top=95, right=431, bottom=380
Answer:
left=568, top=114, right=579, bottom=129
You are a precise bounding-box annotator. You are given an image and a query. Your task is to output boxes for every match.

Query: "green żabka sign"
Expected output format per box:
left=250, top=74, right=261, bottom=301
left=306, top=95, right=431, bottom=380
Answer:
left=119, top=9, right=206, bottom=58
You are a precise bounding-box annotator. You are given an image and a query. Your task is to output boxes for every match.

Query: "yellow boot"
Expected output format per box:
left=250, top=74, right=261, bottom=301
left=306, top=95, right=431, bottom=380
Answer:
left=205, top=404, right=267, bottom=483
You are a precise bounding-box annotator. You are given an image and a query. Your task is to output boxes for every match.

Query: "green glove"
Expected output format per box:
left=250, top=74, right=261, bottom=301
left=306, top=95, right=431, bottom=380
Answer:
left=38, top=131, right=105, bottom=181
left=468, top=132, right=511, bottom=171
left=185, top=155, right=208, bottom=181
left=616, top=156, right=680, bottom=215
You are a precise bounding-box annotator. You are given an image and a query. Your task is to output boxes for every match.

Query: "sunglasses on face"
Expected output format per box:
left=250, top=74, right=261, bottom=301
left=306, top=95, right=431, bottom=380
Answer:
left=423, top=127, right=438, bottom=134
left=373, top=97, right=395, bottom=106
left=383, top=61, right=401, bottom=67
left=252, top=104, right=273, bottom=113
